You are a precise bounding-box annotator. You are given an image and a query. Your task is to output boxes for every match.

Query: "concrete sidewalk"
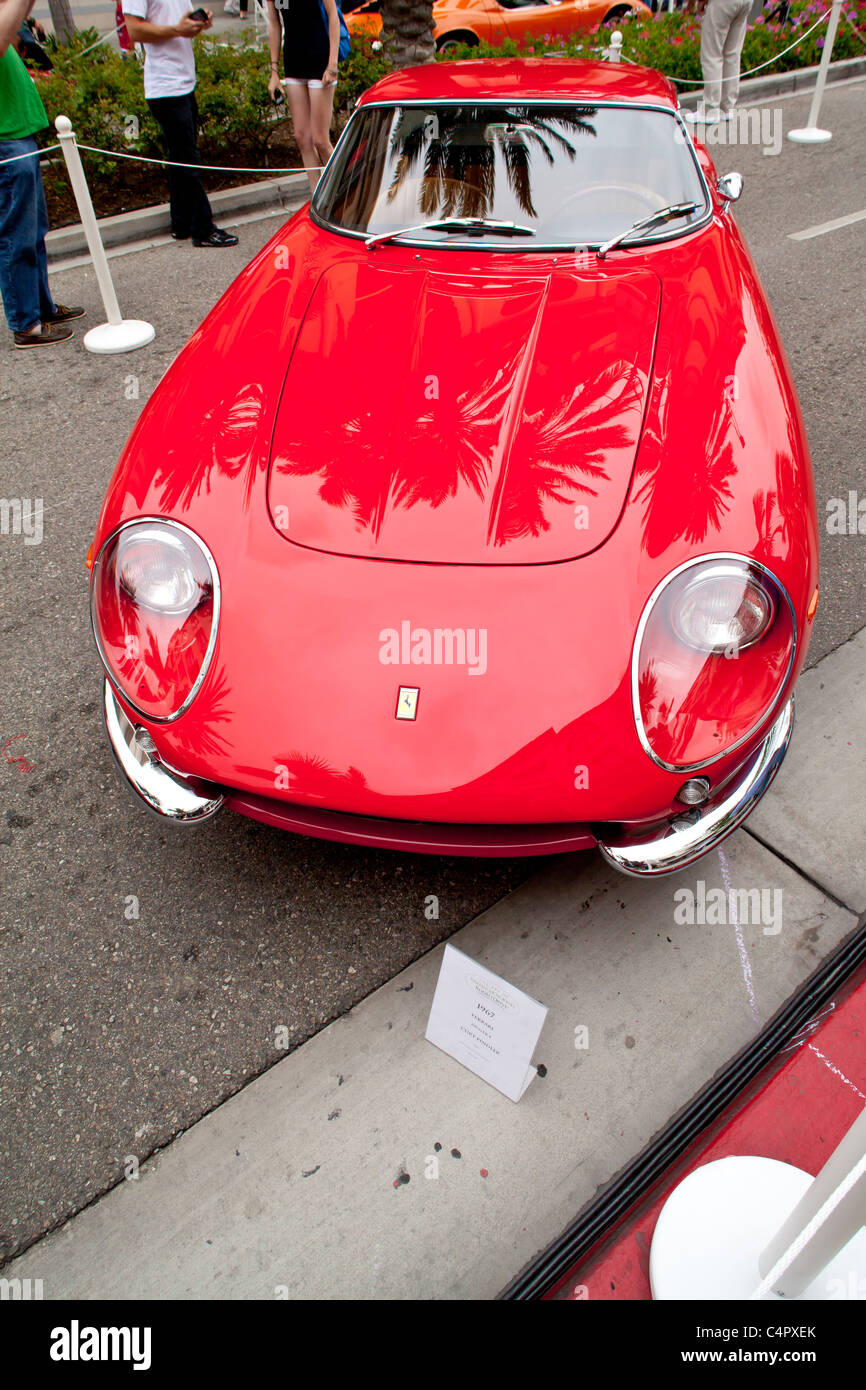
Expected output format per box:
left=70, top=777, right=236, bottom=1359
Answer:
left=7, top=630, right=865, bottom=1300
left=750, top=629, right=866, bottom=914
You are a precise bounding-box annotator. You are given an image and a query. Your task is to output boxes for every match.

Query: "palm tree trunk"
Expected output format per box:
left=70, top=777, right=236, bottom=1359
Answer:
left=46, top=0, right=75, bottom=43
left=379, top=0, right=435, bottom=66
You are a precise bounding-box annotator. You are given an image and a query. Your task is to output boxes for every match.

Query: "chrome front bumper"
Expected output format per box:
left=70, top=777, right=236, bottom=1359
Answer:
left=103, top=678, right=793, bottom=872
left=103, top=680, right=224, bottom=823
left=596, top=699, right=794, bottom=878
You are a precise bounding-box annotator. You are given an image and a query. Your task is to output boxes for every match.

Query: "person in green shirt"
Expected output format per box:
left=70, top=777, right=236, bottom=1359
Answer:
left=0, top=0, right=83, bottom=346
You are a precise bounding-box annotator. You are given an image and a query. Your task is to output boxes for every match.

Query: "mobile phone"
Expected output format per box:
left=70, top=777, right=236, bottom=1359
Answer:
left=188, top=7, right=208, bottom=20
left=273, top=88, right=285, bottom=105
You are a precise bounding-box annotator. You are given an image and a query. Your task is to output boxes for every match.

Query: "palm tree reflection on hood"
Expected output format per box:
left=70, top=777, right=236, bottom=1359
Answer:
left=278, top=358, right=636, bottom=551
left=489, top=363, right=638, bottom=547
left=636, top=403, right=737, bottom=559
left=157, top=383, right=267, bottom=515
left=279, top=353, right=520, bottom=543
left=385, top=106, right=599, bottom=221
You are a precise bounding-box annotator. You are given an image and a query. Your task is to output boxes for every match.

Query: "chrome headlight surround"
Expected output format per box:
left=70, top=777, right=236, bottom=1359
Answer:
left=90, top=516, right=221, bottom=724
left=631, top=552, right=798, bottom=774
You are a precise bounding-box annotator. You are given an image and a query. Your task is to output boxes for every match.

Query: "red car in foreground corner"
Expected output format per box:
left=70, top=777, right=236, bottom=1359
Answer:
left=90, top=59, right=819, bottom=877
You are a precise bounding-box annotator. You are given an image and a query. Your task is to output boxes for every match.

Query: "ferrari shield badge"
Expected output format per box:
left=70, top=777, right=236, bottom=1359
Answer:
left=396, top=687, right=419, bottom=721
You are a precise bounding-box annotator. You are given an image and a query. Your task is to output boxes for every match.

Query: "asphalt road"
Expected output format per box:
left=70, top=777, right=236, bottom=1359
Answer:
left=1, top=79, right=864, bottom=1265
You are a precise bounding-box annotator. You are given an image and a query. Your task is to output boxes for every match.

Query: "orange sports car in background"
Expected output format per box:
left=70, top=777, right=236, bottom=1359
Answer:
left=344, top=0, right=652, bottom=53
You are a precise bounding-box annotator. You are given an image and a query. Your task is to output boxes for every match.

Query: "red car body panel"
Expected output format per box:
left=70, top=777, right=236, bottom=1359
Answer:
left=91, top=61, right=819, bottom=851
left=268, top=261, right=660, bottom=563
left=361, top=57, right=679, bottom=107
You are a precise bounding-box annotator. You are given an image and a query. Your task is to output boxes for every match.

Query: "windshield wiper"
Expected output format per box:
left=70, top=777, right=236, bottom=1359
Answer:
left=366, top=217, right=535, bottom=249
left=596, top=202, right=699, bottom=260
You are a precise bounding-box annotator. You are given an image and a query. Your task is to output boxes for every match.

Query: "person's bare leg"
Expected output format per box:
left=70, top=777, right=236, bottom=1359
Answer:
left=309, top=84, right=336, bottom=189
left=286, top=85, right=318, bottom=194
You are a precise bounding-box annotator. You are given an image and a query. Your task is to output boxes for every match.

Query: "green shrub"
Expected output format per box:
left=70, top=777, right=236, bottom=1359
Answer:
left=34, top=27, right=397, bottom=223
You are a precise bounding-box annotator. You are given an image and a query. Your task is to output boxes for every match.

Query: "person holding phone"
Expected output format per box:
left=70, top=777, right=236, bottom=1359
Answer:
left=121, top=0, right=239, bottom=246
left=266, top=0, right=341, bottom=195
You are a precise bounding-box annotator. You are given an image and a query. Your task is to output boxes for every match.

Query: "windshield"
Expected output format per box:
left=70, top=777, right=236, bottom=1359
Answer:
left=313, top=103, right=709, bottom=250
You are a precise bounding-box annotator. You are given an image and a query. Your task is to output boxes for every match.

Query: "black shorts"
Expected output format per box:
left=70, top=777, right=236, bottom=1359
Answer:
left=279, top=0, right=330, bottom=81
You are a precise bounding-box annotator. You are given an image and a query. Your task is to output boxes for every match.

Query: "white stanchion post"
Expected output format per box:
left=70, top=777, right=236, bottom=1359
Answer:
left=649, top=1107, right=866, bottom=1299
left=788, top=0, right=843, bottom=143
left=608, top=30, right=623, bottom=62
left=54, top=115, right=155, bottom=354
left=757, top=1106, right=866, bottom=1297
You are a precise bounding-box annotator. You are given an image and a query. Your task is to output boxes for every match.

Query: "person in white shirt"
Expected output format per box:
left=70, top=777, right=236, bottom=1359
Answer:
left=121, top=0, right=238, bottom=246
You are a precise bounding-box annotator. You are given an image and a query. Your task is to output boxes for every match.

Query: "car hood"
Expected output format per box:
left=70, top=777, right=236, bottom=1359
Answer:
left=268, top=259, right=660, bottom=563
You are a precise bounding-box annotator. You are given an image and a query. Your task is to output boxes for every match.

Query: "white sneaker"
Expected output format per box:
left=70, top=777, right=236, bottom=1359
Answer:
left=683, top=102, right=723, bottom=125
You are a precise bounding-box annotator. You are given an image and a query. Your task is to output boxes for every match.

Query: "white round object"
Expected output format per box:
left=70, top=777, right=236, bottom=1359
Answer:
left=83, top=320, right=156, bottom=354
left=650, top=1156, right=866, bottom=1299
left=787, top=128, right=833, bottom=144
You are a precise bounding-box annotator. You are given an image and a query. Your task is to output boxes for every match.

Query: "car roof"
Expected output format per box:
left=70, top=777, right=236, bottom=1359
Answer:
left=357, top=58, right=679, bottom=111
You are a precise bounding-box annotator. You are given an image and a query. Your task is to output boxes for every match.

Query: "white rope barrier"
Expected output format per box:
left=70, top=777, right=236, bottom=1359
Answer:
left=0, top=142, right=60, bottom=165
left=74, top=143, right=321, bottom=174
left=73, top=29, right=116, bottom=60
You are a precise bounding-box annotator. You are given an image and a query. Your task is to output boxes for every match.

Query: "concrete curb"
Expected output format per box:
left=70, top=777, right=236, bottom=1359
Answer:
left=45, top=55, right=865, bottom=263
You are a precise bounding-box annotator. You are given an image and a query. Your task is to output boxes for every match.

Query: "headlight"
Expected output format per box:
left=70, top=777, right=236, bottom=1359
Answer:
left=634, top=555, right=795, bottom=771
left=669, top=564, right=775, bottom=654
left=117, top=526, right=209, bottom=615
left=91, top=519, right=219, bottom=721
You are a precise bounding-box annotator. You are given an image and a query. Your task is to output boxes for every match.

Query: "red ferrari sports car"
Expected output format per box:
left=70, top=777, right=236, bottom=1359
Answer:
left=90, top=59, right=819, bottom=877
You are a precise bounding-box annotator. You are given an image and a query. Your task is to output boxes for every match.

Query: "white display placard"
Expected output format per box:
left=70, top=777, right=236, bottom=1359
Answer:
left=425, top=944, right=548, bottom=1103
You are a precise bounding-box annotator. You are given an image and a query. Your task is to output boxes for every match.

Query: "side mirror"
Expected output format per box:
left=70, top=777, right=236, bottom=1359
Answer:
left=717, top=172, right=743, bottom=209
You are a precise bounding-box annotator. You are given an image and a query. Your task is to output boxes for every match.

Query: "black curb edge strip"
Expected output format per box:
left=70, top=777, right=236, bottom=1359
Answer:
left=499, top=911, right=866, bottom=1300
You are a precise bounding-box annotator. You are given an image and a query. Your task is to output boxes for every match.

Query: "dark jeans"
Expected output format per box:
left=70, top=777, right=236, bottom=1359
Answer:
left=0, top=137, right=57, bottom=333
left=146, top=91, right=215, bottom=240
